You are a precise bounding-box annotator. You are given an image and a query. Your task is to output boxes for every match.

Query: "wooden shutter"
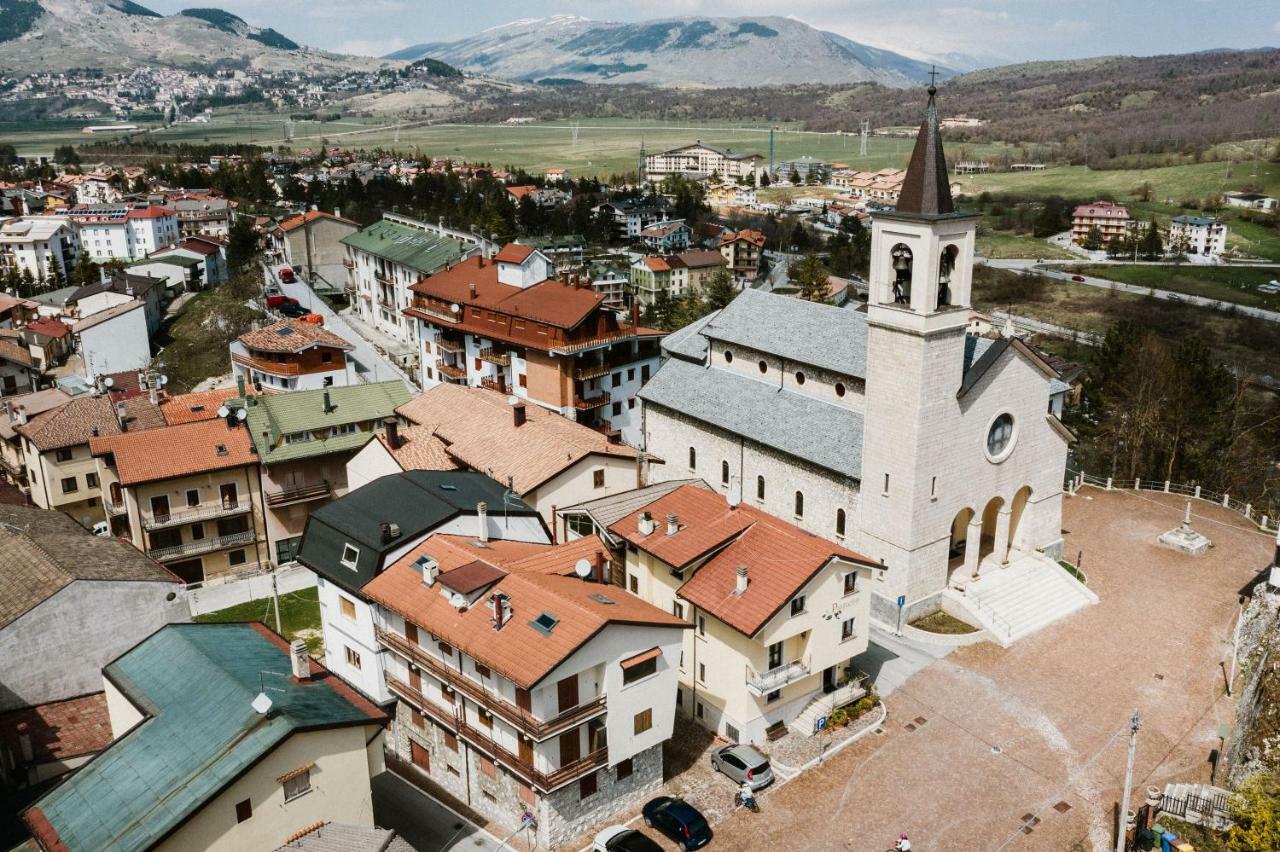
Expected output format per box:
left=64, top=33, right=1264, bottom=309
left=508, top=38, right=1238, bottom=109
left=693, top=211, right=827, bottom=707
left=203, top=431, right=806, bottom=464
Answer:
left=410, top=741, right=430, bottom=771
left=556, top=675, right=579, bottom=713
left=405, top=622, right=419, bottom=644
left=559, top=730, right=580, bottom=765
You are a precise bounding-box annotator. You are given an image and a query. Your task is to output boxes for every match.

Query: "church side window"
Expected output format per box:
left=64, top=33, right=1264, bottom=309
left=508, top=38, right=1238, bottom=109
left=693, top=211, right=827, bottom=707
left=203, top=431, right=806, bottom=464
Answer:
left=721, top=461, right=729, bottom=486
left=756, top=476, right=765, bottom=501
left=794, top=491, right=804, bottom=518
left=835, top=508, right=846, bottom=538
left=688, top=447, right=696, bottom=470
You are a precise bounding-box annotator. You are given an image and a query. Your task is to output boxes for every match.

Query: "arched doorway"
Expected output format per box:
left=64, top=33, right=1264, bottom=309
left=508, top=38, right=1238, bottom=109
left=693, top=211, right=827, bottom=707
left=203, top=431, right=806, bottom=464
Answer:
left=1008, top=485, right=1033, bottom=553
left=979, top=495, right=1005, bottom=559
left=948, top=507, right=975, bottom=579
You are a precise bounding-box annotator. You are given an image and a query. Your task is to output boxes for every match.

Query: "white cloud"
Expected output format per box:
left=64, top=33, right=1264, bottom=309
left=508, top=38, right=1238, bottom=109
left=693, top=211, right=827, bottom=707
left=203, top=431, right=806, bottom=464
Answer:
left=336, top=37, right=409, bottom=57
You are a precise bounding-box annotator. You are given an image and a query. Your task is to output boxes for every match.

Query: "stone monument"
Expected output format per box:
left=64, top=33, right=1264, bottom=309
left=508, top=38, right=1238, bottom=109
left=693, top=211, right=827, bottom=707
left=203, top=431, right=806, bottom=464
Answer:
left=1158, top=501, right=1212, bottom=556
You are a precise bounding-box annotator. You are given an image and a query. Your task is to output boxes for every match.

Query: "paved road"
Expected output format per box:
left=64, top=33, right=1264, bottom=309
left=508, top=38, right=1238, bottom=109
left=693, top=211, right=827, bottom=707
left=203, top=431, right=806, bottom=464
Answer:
left=265, top=264, right=414, bottom=388
left=371, top=771, right=504, bottom=852
left=982, top=259, right=1280, bottom=323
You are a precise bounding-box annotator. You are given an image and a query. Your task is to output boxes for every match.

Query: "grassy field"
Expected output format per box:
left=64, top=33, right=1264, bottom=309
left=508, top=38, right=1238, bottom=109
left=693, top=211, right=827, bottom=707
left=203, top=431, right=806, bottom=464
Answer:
left=1073, top=264, right=1280, bottom=311
left=972, top=269, right=1280, bottom=378
left=193, top=587, right=323, bottom=653
left=958, top=159, right=1280, bottom=205
left=976, top=230, right=1077, bottom=260
left=152, top=275, right=263, bottom=393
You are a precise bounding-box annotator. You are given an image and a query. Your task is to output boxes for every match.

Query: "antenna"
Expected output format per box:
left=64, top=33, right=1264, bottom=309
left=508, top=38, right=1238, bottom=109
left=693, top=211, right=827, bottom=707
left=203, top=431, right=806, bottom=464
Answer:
left=217, top=405, right=230, bottom=418
left=574, top=558, right=592, bottom=579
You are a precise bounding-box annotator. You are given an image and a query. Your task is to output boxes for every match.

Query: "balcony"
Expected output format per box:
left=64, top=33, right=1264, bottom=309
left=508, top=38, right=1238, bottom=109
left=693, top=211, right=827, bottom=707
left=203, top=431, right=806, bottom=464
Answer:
left=745, top=657, right=812, bottom=697
left=573, top=392, right=611, bottom=411
left=377, top=627, right=606, bottom=741
left=572, top=362, right=610, bottom=381
left=232, top=352, right=302, bottom=377
left=265, top=481, right=331, bottom=508
left=105, top=496, right=128, bottom=517
left=142, top=499, right=254, bottom=531
left=386, top=673, right=609, bottom=794
left=435, top=337, right=464, bottom=354
left=437, top=362, right=468, bottom=380
left=479, top=377, right=508, bottom=393
left=148, top=529, right=257, bottom=562
left=477, top=347, right=510, bottom=367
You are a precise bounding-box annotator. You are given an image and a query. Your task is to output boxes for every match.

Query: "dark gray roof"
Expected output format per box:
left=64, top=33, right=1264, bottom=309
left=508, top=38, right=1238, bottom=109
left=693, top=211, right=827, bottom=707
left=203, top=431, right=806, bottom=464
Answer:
left=0, top=504, right=179, bottom=629
left=896, top=86, right=955, bottom=218
left=560, top=479, right=712, bottom=538
left=640, top=357, right=863, bottom=480
left=661, top=310, right=718, bottom=362
left=699, top=288, right=868, bottom=377
left=298, top=471, right=541, bottom=594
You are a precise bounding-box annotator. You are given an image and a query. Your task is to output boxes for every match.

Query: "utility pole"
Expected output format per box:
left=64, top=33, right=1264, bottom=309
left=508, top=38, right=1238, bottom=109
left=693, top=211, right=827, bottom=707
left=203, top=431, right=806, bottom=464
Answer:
left=1116, top=709, right=1140, bottom=852
left=270, top=569, right=283, bottom=634
left=860, top=119, right=869, bottom=158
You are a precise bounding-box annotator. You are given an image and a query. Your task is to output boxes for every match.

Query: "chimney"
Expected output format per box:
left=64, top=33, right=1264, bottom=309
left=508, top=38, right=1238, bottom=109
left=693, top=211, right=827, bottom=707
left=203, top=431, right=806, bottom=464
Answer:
left=149, top=384, right=158, bottom=405
left=380, top=521, right=401, bottom=544
left=512, top=402, right=526, bottom=428
left=421, top=557, right=440, bottom=587
left=383, top=416, right=400, bottom=449
left=323, top=389, right=333, bottom=413
left=289, top=639, right=310, bottom=680
left=476, top=501, right=489, bottom=543
left=468, top=283, right=477, bottom=299
left=593, top=550, right=606, bottom=584
left=490, top=591, right=510, bottom=630
left=15, top=405, right=26, bottom=426
left=735, top=564, right=749, bottom=595
left=235, top=373, right=246, bottom=398
left=638, top=511, right=655, bottom=536
left=666, top=512, right=679, bottom=536
left=116, top=401, right=128, bottom=431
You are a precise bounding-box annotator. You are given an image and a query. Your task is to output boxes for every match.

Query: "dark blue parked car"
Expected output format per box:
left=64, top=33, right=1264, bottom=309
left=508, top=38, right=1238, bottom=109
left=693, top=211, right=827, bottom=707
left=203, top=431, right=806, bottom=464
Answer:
left=642, top=796, right=712, bottom=850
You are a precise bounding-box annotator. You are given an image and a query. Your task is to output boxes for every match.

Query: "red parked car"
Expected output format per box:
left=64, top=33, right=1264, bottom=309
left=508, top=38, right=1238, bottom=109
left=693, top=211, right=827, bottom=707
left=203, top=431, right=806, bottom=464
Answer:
left=266, top=295, right=299, bottom=310
left=278, top=268, right=296, bottom=284
left=1071, top=274, right=1086, bottom=282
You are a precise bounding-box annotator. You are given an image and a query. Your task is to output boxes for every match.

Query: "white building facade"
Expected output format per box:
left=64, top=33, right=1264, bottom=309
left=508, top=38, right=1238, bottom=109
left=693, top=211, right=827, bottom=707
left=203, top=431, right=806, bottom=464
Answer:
left=67, top=204, right=180, bottom=262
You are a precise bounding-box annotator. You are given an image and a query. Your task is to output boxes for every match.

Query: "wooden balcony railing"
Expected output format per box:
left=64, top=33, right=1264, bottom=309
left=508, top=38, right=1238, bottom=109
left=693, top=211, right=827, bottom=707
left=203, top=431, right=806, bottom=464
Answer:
left=377, top=627, right=606, bottom=741
left=436, top=362, right=467, bottom=379
left=265, top=481, right=331, bottom=507
left=233, top=352, right=302, bottom=377
left=477, top=347, right=511, bottom=367
left=434, top=337, right=465, bottom=354
left=386, top=674, right=608, bottom=794
left=572, top=392, right=611, bottom=411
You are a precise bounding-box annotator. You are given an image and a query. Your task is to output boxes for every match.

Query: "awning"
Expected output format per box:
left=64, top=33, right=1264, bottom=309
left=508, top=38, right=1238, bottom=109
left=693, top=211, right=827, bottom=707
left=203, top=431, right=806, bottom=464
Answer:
left=620, top=647, right=662, bottom=670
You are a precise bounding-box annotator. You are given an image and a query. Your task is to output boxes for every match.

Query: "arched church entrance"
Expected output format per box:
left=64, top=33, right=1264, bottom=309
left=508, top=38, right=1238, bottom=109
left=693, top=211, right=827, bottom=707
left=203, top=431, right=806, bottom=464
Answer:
left=1007, top=485, right=1033, bottom=553
left=948, top=506, right=976, bottom=582
left=979, top=495, right=1004, bottom=560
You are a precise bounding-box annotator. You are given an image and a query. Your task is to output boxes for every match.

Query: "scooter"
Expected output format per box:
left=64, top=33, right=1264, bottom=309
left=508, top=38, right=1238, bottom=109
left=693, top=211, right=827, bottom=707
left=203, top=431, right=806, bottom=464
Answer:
left=734, top=791, right=760, bottom=813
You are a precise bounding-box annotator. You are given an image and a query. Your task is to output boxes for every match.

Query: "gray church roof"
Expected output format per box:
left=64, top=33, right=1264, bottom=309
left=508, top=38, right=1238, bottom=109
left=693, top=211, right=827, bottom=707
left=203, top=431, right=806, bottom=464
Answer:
left=639, top=357, right=863, bottom=481
left=699, top=289, right=868, bottom=377
left=661, top=310, right=718, bottom=362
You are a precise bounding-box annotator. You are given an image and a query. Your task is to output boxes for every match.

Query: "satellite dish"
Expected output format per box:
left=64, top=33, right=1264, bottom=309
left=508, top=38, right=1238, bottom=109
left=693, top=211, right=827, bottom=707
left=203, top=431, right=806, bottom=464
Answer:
left=449, top=592, right=466, bottom=609
left=574, top=558, right=592, bottom=579
left=236, top=408, right=247, bottom=422
left=159, top=375, right=169, bottom=387
left=217, top=405, right=230, bottom=418
left=449, top=303, right=460, bottom=314
left=102, top=376, right=114, bottom=388
left=251, top=692, right=273, bottom=715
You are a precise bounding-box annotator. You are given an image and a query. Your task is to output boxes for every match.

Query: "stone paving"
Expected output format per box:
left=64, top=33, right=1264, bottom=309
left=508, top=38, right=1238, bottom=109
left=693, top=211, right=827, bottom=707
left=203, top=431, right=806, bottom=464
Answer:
left=703, top=488, right=1273, bottom=852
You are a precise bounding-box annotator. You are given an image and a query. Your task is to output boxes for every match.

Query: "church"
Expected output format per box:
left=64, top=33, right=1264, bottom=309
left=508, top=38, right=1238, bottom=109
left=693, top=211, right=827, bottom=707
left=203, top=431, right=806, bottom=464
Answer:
left=639, top=85, right=1079, bottom=636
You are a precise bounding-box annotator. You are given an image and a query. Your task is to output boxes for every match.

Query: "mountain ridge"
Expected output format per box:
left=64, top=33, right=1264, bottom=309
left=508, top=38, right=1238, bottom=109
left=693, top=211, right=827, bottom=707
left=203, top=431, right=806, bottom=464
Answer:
left=388, top=15, right=952, bottom=88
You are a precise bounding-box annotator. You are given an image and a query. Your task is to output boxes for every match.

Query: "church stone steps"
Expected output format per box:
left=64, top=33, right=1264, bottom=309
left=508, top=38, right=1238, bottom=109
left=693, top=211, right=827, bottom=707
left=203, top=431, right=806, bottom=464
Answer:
left=957, top=551, right=1096, bottom=645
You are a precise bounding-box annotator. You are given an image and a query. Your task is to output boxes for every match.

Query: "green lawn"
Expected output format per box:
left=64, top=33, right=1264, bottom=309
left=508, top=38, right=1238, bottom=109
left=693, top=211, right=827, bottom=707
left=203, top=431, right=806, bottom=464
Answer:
left=194, top=587, right=323, bottom=654
left=958, top=159, right=1280, bottom=205
left=976, top=230, right=1077, bottom=260
left=1073, top=264, right=1280, bottom=311
left=910, top=611, right=978, bottom=634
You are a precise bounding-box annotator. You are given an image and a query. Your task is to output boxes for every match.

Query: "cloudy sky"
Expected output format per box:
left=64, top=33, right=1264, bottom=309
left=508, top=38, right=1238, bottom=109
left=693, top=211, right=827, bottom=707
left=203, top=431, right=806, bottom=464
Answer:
left=142, top=0, right=1280, bottom=62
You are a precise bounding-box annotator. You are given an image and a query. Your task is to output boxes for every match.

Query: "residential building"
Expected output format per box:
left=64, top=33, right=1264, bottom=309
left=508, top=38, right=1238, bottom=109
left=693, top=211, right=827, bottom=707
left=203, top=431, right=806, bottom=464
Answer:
left=405, top=246, right=664, bottom=445
left=73, top=300, right=152, bottom=383
left=342, top=216, right=473, bottom=346
left=832, top=168, right=906, bottom=204
left=297, top=471, right=551, bottom=704
left=150, top=236, right=228, bottom=285
left=644, top=142, right=765, bottom=184
left=545, top=167, right=571, bottom=183
left=0, top=503, right=188, bottom=716
left=642, top=87, right=1073, bottom=635
left=705, top=183, right=758, bottom=209
left=719, top=229, right=766, bottom=282
left=16, top=392, right=165, bottom=526
left=516, top=234, right=586, bottom=268
left=66, top=203, right=180, bottom=261
left=91, top=414, right=268, bottom=583
left=20, top=317, right=73, bottom=370
left=244, top=381, right=411, bottom=566
left=1169, top=215, right=1228, bottom=256
left=638, top=219, right=691, bottom=252
left=269, top=209, right=360, bottom=271
left=22, top=623, right=387, bottom=852
left=1224, top=191, right=1278, bottom=211
left=607, top=484, right=880, bottom=743
left=349, top=383, right=640, bottom=525
left=771, top=156, right=830, bottom=184
left=170, top=194, right=234, bottom=239
left=127, top=253, right=204, bottom=292
left=0, top=293, right=39, bottom=329
left=69, top=270, right=168, bottom=335
left=591, top=198, right=675, bottom=242
left=629, top=250, right=727, bottom=307
left=0, top=337, right=39, bottom=395
left=1071, top=201, right=1132, bottom=245
left=367, top=536, right=686, bottom=846
left=231, top=319, right=357, bottom=392
left=0, top=389, right=72, bottom=489
left=0, top=218, right=79, bottom=279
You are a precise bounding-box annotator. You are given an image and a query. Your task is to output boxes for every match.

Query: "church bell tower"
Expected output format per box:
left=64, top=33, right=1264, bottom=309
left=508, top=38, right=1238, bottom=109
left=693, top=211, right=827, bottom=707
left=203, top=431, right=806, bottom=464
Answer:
left=859, top=82, right=981, bottom=604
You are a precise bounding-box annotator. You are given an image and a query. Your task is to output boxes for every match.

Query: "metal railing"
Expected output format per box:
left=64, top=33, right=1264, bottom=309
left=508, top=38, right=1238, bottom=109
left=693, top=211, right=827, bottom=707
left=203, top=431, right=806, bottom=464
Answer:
left=104, top=496, right=128, bottom=516
left=377, top=627, right=606, bottom=740
left=434, top=337, right=464, bottom=354
left=142, top=500, right=253, bottom=531
left=148, top=529, right=257, bottom=562
left=265, top=482, right=330, bottom=507
left=1068, top=470, right=1278, bottom=534
left=745, top=657, right=811, bottom=696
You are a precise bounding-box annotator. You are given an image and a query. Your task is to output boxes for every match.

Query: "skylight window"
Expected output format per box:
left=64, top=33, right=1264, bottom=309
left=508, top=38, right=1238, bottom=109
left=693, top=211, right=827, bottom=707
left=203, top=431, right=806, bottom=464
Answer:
left=531, top=612, right=559, bottom=635
left=589, top=593, right=616, bottom=605
left=277, top=327, right=295, bottom=336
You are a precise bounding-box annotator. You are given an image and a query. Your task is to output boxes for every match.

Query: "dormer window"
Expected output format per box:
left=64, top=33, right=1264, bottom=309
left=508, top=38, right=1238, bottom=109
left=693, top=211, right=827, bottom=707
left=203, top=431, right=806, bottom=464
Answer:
left=340, top=543, right=359, bottom=570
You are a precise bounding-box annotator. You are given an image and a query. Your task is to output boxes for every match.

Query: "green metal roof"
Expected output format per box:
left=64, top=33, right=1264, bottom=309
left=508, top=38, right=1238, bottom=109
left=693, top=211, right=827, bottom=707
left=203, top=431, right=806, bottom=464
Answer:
left=27, top=624, right=382, bottom=852
left=244, top=381, right=411, bottom=465
left=339, top=220, right=468, bottom=274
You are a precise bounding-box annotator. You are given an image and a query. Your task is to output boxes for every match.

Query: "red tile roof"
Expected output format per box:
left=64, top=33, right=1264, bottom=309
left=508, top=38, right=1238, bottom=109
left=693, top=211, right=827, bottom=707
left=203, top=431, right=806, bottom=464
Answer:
left=0, top=693, right=112, bottom=766
left=506, top=185, right=538, bottom=199
left=278, top=210, right=358, bottom=233
left=493, top=243, right=534, bottom=264
left=410, top=255, right=605, bottom=330
left=238, top=319, right=353, bottom=354
left=90, top=418, right=256, bottom=485
left=610, top=484, right=877, bottom=636
left=158, top=388, right=242, bottom=426
left=26, top=317, right=70, bottom=339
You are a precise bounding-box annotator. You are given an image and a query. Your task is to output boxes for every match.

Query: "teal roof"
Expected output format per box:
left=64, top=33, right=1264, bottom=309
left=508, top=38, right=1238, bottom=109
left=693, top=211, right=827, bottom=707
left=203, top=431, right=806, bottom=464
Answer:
left=244, top=381, right=411, bottom=465
left=339, top=220, right=468, bottom=274
left=27, top=624, right=382, bottom=852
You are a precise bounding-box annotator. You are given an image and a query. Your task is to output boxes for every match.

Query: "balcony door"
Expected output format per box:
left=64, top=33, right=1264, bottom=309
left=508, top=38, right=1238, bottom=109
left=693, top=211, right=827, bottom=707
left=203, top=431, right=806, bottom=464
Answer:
left=409, top=667, right=422, bottom=694
left=518, top=736, right=534, bottom=767
left=558, top=730, right=580, bottom=766
left=109, top=481, right=123, bottom=506
left=556, top=675, right=579, bottom=714
left=768, top=641, right=783, bottom=671
left=219, top=483, right=238, bottom=509
left=150, top=494, right=170, bottom=522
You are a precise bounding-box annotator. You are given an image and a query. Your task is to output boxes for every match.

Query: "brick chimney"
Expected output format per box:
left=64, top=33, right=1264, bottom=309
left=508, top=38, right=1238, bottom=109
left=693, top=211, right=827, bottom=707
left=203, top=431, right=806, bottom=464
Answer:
left=383, top=416, right=400, bottom=449
left=512, top=402, right=526, bottom=428
left=593, top=550, right=606, bottom=584
left=666, top=513, right=679, bottom=536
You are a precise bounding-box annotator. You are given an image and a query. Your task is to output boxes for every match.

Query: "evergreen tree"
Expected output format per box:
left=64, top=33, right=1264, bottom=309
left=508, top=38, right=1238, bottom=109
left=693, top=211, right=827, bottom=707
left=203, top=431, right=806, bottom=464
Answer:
left=1138, top=218, right=1163, bottom=260
left=226, top=218, right=259, bottom=272
left=702, top=268, right=737, bottom=312
left=790, top=253, right=831, bottom=304
left=1083, top=226, right=1104, bottom=252
left=642, top=289, right=678, bottom=331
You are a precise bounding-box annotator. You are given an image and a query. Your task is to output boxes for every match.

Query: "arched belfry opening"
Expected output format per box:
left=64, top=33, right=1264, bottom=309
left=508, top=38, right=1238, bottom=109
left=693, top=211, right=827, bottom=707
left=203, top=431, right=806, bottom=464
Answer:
left=938, top=244, right=958, bottom=308
left=891, top=244, right=913, bottom=304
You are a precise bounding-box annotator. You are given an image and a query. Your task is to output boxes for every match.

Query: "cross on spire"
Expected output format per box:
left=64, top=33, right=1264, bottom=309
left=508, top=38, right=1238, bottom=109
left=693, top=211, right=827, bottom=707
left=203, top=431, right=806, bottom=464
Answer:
left=928, top=65, right=939, bottom=87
